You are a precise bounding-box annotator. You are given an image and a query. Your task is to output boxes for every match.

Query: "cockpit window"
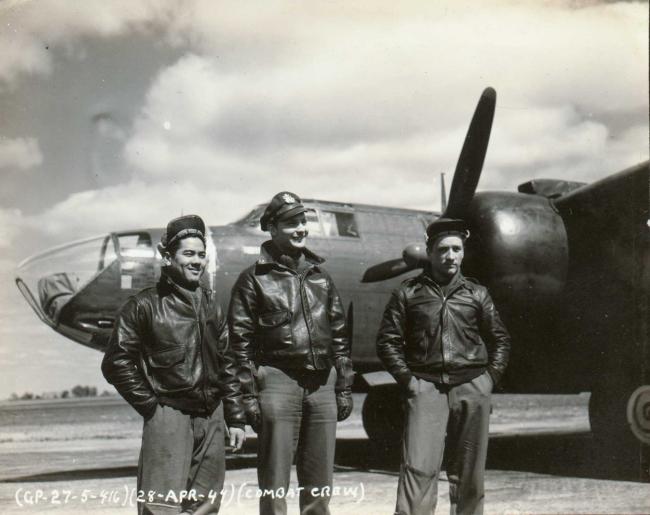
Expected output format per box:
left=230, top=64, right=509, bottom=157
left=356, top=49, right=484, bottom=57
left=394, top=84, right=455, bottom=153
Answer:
left=305, top=210, right=323, bottom=237
left=117, top=232, right=154, bottom=258
left=16, top=234, right=119, bottom=322
left=321, top=211, right=360, bottom=238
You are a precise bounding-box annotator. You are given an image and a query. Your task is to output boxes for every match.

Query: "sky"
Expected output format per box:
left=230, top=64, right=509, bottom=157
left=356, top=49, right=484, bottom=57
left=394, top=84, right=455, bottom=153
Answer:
left=0, top=0, right=647, bottom=399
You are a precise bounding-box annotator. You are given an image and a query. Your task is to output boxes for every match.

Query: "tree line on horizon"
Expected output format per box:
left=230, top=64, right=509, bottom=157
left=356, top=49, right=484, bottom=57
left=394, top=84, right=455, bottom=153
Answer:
left=8, top=385, right=116, bottom=401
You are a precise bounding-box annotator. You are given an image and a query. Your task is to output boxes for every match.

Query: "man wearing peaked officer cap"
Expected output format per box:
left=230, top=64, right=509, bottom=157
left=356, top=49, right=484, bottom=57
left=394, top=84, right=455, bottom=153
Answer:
left=229, top=192, right=354, bottom=515
left=259, top=191, right=310, bottom=231
left=377, top=216, right=510, bottom=515
left=103, top=214, right=246, bottom=514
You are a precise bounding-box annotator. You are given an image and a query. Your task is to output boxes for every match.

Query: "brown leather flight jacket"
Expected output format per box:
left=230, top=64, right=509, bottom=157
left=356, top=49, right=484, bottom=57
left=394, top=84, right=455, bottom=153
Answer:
left=377, top=273, right=510, bottom=387
left=101, top=275, right=245, bottom=426
left=228, top=242, right=353, bottom=399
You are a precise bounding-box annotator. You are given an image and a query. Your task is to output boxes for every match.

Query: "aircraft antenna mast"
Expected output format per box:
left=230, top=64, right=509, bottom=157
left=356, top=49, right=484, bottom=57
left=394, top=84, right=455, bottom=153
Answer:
left=440, top=172, right=447, bottom=212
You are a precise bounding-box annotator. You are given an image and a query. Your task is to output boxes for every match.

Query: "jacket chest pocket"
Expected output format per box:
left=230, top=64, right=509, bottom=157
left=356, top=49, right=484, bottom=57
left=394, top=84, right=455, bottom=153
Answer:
left=256, top=309, right=292, bottom=349
left=406, top=298, right=439, bottom=333
left=405, top=299, right=441, bottom=363
left=147, top=345, right=191, bottom=393
left=305, top=277, right=329, bottom=305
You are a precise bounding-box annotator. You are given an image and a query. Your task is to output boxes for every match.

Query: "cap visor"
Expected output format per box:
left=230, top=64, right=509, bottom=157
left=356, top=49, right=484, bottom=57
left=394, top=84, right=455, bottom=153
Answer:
left=276, top=205, right=308, bottom=222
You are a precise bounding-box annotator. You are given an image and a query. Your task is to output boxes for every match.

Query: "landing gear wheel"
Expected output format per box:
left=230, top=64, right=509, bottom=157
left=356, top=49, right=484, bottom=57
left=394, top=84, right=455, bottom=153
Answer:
left=361, top=386, right=404, bottom=449
left=589, top=382, right=636, bottom=444
left=627, top=385, right=650, bottom=445
left=589, top=381, right=646, bottom=479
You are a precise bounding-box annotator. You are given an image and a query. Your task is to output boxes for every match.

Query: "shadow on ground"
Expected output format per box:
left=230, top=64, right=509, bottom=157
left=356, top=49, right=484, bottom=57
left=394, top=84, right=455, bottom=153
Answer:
left=334, top=432, right=649, bottom=483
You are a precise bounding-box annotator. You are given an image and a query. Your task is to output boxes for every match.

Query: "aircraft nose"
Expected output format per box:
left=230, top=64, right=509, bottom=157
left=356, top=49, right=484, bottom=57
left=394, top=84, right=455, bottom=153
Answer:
left=15, top=233, right=128, bottom=349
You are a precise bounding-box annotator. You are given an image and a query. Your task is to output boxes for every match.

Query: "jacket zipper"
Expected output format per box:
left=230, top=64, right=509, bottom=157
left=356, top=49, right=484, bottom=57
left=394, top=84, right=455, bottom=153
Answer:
left=298, top=270, right=318, bottom=368
left=438, top=281, right=465, bottom=383
left=197, top=292, right=209, bottom=409
left=438, top=290, right=446, bottom=371
left=167, top=279, right=210, bottom=410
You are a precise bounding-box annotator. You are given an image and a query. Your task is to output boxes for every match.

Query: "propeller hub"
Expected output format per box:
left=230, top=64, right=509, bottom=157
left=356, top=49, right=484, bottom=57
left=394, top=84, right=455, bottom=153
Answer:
left=402, top=243, right=427, bottom=268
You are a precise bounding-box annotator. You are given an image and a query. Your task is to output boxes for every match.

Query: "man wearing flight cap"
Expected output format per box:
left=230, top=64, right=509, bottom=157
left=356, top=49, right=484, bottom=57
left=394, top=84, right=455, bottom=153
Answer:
left=229, top=192, right=354, bottom=515
left=376, top=217, right=510, bottom=515
left=102, top=215, right=246, bottom=514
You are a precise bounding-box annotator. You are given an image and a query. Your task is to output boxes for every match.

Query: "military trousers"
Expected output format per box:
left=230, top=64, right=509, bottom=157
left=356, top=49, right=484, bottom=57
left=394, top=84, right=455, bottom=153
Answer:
left=137, top=403, right=225, bottom=515
left=395, top=372, right=492, bottom=515
left=256, top=365, right=337, bottom=515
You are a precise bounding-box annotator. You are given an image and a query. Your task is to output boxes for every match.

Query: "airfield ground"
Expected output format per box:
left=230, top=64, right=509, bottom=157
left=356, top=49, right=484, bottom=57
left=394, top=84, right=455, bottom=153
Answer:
left=1, top=394, right=648, bottom=514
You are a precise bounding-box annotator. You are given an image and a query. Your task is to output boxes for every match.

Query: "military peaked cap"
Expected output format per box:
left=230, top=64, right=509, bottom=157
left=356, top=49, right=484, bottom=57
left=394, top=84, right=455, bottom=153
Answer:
left=260, top=191, right=308, bottom=231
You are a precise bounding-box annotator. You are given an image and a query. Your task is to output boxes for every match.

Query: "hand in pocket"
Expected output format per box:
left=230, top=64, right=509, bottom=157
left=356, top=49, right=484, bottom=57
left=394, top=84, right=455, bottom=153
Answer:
left=406, top=376, right=419, bottom=398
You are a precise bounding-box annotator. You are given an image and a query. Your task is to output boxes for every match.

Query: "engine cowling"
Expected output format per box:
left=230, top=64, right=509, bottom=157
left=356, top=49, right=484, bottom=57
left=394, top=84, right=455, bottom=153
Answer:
left=463, top=191, right=568, bottom=311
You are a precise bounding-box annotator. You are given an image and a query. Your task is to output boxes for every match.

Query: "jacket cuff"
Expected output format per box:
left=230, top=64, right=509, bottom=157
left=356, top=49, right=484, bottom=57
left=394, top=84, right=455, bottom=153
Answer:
left=395, top=371, right=413, bottom=388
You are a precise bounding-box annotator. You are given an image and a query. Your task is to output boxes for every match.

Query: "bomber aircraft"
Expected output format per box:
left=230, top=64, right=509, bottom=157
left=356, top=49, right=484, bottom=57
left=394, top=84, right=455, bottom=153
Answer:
left=15, top=89, right=650, bottom=478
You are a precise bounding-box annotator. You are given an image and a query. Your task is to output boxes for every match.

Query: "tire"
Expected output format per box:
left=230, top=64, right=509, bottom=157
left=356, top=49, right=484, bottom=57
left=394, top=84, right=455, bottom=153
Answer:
left=361, top=386, right=404, bottom=449
left=588, top=381, right=647, bottom=479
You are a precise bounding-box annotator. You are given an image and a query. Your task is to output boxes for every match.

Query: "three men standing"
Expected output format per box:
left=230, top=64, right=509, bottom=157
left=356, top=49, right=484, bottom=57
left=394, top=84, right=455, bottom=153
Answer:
left=101, top=204, right=508, bottom=515
left=102, top=215, right=246, bottom=514
left=229, top=192, right=354, bottom=515
left=377, top=218, right=511, bottom=515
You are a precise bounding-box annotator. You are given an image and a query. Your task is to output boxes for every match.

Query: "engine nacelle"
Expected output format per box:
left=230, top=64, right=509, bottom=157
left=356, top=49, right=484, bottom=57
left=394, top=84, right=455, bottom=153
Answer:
left=463, top=191, right=568, bottom=310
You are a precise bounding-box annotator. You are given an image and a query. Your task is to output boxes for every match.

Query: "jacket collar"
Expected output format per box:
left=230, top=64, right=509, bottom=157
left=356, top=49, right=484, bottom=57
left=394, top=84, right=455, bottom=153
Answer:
left=255, top=240, right=325, bottom=273
left=413, top=269, right=474, bottom=295
left=158, top=272, right=208, bottom=306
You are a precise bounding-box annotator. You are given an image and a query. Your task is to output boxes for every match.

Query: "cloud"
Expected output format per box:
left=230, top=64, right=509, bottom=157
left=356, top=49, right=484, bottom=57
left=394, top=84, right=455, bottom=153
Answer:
left=0, top=0, right=175, bottom=88
left=18, top=103, right=643, bottom=249
left=0, top=137, right=42, bottom=171
left=31, top=180, right=253, bottom=238
left=121, top=2, right=647, bottom=163
left=0, top=0, right=646, bottom=253
left=480, top=105, right=648, bottom=189
left=0, top=207, right=25, bottom=249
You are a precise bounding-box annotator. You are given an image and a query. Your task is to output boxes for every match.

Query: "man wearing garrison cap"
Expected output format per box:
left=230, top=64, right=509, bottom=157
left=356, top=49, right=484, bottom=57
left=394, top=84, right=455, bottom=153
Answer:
left=377, top=217, right=510, bottom=515
left=229, top=192, right=353, bottom=515
left=102, top=215, right=246, bottom=514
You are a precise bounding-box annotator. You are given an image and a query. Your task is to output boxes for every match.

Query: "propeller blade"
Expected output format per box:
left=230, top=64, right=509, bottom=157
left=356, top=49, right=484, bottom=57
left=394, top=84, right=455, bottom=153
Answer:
left=361, top=243, right=428, bottom=283
left=361, top=90, right=496, bottom=285
left=361, top=258, right=414, bottom=283
left=445, top=87, right=496, bottom=218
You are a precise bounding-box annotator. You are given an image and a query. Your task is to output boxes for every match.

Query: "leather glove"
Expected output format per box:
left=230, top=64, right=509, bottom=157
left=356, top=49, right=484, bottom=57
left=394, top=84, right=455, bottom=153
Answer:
left=336, top=390, right=353, bottom=421
left=244, top=397, right=262, bottom=433
left=334, top=357, right=355, bottom=392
